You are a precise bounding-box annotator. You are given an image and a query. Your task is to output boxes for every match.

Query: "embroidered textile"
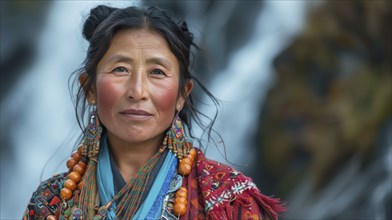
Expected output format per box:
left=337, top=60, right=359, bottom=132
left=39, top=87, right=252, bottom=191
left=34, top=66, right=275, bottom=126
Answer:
left=181, top=149, right=286, bottom=220
left=24, top=148, right=285, bottom=220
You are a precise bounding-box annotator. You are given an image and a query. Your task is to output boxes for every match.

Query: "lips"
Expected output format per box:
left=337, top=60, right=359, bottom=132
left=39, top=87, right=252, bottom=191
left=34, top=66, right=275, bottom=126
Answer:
left=120, top=109, right=153, bottom=116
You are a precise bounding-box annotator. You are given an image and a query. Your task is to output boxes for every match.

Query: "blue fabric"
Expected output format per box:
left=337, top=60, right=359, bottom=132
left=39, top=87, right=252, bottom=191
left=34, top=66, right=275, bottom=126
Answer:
left=97, top=135, right=116, bottom=219
left=97, top=135, right=179, bottom=220
left=133, top=151, right=178, bottom=219
left=146, top=152, right=178, bottom=219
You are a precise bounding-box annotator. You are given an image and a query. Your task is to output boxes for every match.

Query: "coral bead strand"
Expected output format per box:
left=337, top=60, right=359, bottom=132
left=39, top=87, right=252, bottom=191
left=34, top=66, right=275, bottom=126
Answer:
left=172, top=145, right=195, bottom=217
left=173, top=187, right=188, bottom=216
left=60, top=148, right=87, bottom=201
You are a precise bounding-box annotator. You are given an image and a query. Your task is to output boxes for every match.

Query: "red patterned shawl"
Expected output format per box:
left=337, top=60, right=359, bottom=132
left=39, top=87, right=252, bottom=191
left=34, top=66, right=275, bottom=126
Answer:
left=181, top=149, right=286, bottom=220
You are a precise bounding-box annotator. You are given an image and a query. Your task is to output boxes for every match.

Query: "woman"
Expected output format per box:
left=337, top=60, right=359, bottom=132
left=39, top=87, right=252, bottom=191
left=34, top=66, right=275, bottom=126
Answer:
left=24, top=5, right=285, bottom=220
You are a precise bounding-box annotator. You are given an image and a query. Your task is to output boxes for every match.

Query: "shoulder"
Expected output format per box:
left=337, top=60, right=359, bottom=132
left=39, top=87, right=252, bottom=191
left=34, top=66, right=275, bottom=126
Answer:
left=194, top=149, right=286, bottom=220
left=23, top=173, right=67, bottom=219
left=194, top=148, right=258, bottom=209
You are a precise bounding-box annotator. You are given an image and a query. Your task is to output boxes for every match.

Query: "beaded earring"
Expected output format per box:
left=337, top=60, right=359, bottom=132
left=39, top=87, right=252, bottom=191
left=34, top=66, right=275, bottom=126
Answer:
left=164, top=114, right=193, bottom=160
left=82, top=105, right=102, bottom=159
left=78, top=105, right=103, bottom=218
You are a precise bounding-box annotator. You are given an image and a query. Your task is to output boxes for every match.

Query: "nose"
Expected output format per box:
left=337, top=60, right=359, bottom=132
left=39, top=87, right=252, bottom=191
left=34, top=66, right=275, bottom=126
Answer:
left=127, top=71, right=147, bottom=101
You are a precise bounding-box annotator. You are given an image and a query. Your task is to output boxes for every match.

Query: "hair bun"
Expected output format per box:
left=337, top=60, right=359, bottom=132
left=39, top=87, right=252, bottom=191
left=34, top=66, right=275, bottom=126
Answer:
left=180, top=21, right=189, bottom=33
left=179, top=21, right=194, bottom=46
left=83, top=5, right=117, bottom=41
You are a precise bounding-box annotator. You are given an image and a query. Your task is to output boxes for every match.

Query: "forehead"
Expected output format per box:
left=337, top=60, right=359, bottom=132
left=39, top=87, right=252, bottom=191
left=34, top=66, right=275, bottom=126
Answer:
left=105, top=28, right=177, bottom=60
left=95, top=28, right=180, bottom=73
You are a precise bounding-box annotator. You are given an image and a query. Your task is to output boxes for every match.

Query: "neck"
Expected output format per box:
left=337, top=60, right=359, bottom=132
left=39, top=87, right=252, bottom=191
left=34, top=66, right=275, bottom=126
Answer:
left=107, top=131, right=164, bottom=181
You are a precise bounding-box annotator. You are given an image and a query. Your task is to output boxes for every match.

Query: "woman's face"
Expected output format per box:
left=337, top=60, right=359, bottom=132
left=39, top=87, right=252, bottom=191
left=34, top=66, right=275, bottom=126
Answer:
left=89, top=28, right=191, bottom=147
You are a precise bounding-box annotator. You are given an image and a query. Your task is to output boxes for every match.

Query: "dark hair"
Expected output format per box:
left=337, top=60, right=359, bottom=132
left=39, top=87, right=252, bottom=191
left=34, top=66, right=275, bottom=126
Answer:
left=70, top=5, right=219, bottom=145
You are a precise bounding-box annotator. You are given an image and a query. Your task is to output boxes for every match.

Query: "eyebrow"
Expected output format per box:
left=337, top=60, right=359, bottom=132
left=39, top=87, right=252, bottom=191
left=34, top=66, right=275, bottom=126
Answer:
left=146, top=57, right=172, bottom=69
left=105, top=54, right=173, bottom=70
left=105, top=54, right=133, bottom=65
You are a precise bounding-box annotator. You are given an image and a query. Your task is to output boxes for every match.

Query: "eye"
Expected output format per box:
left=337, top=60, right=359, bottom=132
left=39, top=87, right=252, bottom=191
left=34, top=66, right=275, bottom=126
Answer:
left=150, top=69, right=167, bottom=76
left=112, top=66, right=128, bottom=73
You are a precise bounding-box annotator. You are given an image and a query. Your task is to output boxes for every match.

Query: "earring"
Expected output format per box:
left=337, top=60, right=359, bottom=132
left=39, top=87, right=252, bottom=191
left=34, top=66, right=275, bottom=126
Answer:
left=83, top=105, right=102, bottom=159
left=164, top=114, right=192, bottom=159
left=77, top=105, right=103, bottom=217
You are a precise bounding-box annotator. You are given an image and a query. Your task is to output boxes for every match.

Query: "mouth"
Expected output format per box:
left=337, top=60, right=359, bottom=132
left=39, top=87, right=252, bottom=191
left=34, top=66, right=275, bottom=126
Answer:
left=119, top=108, right=153, bottom=120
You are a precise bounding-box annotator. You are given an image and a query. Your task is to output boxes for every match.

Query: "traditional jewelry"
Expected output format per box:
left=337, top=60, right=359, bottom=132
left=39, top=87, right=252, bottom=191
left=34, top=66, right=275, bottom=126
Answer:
left=164, top=114, right=193, bottom=159
left=164, top=114, right=196, bottom=217
left=60, top=105, right=101, bottom=202
left=61, top=146, right=87, bottom=201
left=57, top=113, right=195, bottom=219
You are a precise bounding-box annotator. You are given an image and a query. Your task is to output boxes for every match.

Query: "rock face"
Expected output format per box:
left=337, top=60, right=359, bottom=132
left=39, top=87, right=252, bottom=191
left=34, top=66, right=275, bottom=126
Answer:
left=257, top=1, right=391, bottom=219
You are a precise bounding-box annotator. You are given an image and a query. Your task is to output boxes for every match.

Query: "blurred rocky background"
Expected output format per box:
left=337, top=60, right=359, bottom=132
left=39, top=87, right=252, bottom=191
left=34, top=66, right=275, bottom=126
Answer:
left=257, top=1, right=391, bottom=219
left=1, top=0, right=391, bottom=219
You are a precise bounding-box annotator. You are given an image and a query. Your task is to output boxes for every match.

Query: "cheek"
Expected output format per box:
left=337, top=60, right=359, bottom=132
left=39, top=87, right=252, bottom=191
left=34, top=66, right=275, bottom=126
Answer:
left=96, top=78, right=121, bottom=117
left=152, top=83, right=179, bottom=114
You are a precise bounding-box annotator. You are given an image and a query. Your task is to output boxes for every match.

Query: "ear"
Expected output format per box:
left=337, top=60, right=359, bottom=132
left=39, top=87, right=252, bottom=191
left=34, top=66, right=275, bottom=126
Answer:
left=176, top=79, right=194, bottom=112
left=79, top=72, right=96, bottom=104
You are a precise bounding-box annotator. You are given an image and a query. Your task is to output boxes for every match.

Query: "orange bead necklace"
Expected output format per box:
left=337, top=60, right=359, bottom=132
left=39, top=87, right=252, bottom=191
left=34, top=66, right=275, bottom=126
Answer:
left=60, top=145, right=196, bottom=218
left=61, top=145, right=87, bottom=201
left=172, top=147, right=196, bottom=216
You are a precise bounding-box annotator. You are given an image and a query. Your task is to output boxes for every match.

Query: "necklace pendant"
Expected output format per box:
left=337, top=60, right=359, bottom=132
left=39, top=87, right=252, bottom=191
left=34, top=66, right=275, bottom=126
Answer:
left=168, top=174, right=183, bottom=193
left=93, top=206, right=108, bottom=220
left=160, top=208, right=178, bottom=220
left=72, top=208, right=82, bottom=220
